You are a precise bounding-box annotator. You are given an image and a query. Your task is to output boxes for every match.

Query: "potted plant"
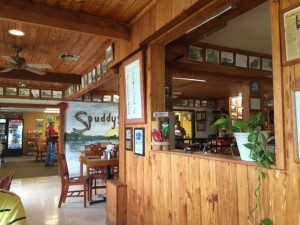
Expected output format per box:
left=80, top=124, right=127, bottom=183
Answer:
left=212, top=112, right=275, bottom=225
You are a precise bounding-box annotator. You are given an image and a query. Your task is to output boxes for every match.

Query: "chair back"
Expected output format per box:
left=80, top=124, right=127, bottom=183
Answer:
left=91, top=146, right=105, bottom=156
left=0, top=171, right=14, bottom=190
left=57, top=154, right=70, bottom=184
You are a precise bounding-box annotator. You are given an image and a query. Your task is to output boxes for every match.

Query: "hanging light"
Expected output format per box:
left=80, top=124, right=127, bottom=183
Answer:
left=8, top=29, right=25, bottom=36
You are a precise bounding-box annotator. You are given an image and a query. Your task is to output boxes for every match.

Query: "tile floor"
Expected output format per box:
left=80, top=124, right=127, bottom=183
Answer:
left=10, top=175, right=107, bottom=225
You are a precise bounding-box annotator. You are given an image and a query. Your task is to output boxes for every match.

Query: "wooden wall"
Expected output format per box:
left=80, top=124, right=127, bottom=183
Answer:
left=115, top=0, right=300, bottom=225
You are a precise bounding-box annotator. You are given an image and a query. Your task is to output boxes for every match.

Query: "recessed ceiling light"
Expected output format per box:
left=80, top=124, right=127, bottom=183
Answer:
left=8, top=29, right=25, bottom=36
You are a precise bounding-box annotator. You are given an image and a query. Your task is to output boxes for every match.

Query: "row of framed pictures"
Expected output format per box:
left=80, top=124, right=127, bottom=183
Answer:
left=77, top=93, right=119, bottom=103
left=125, top=127, right=145, bottom=156
left=174, top=99, right=215, bottom=108
left=66, top=44, right=114, bottom=97
left=0, top=87, right=63, bottom=99
left=187, top=45, right=273, bottom=71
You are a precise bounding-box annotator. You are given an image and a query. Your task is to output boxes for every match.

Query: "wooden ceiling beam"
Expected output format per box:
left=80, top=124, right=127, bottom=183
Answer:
left=0, top=69, right=81, bottom=84
left=0, top=0, right=130, bottom=41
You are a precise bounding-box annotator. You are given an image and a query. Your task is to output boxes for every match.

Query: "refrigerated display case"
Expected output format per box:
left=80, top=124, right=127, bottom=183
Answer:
left=7, top=119, right=24, bottom=156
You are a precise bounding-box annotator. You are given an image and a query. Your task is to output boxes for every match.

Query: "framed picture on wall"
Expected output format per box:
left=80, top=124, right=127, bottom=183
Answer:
left=197, top=121, right=206, bottom=131
left=196, top=111, right=206, bottom=121
left=41, top=90, right=51, bottom=98
left=0, top=87, right=3, bottom=95
left=249, top=56, right=261, bottom=69
left=19, top=88, right=30, bottom=97
left=221, top=51, right=234, bottom=65
left=47, top=115, right=53, bottom=122
left=187, top=45, right=203, bottom=62
left=106, top=44, right=114, bottom=63
left=206, top=48, right=219, bottom=64
left=35, top=119, right=44, bottom=128
left=6, top=87, right=17, bottom=96
left=134, top=128, right=145, bottom=156
left=124, top=51, right=145, bottom=124
left=235, top=53, right=248, bottom=68
left=125, top=127, right=133, bottom=151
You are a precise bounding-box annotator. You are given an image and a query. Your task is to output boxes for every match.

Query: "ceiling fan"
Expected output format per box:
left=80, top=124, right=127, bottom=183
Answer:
left=0, top=46, right=52, bottom=75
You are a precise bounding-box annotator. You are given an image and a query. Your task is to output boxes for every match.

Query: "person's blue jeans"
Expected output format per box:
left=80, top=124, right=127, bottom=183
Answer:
left=45, top=142, right=56, bottom=166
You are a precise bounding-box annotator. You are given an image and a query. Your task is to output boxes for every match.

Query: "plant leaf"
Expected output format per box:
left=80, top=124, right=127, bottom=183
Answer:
left=260, top=217, right=273, bottom=225
left=261, top=160, right=271, bottom=169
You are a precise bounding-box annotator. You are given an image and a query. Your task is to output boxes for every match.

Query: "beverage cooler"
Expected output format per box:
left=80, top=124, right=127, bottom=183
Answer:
left=7, top=119, right=24, bottom=156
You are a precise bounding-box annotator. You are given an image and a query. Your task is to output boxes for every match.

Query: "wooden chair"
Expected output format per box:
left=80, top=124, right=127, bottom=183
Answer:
left=57, top=154, right=91, bottom=208
left=90, top=146, right=107, bottom=194
left=0, top=171, right=14, bottom=190
left=36, top=141, right=47, bottom=161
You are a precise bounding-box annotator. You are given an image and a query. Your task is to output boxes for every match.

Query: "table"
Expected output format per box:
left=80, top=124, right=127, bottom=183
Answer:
left=79, top=156, right=119, bottom=178
left=79, top=156, right=119, bottom=205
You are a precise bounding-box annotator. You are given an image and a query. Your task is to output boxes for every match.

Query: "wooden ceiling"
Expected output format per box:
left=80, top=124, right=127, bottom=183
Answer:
left=0, top=0, right=273, bottom=102
left=0, top=0, right=153, bottom=97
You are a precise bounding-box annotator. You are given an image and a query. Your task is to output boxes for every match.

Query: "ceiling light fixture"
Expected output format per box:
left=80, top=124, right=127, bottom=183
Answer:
left=173, top=77, right=206, bottom=82
left=8, top=29, right=25, bottom=36
left=44, top=108, right=60, bottom=113
left=186, top=5, right=235, bottom=34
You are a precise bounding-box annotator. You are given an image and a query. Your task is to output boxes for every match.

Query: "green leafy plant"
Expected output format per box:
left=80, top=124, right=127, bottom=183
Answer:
left=212, top=112, right=275, bottom=225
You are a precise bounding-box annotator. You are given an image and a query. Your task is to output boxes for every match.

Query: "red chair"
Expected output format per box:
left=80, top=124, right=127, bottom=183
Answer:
left=57, top=154, right=91, bottom=208
left=0, top=171, right=14, bottom=190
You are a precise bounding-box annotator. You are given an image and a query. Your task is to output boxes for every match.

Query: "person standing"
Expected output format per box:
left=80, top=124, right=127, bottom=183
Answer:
left=175, top=121, right=186, bottom=149
left=0, top=189, right=27, bottom=225
left=45, top=121, right=59, bottom=167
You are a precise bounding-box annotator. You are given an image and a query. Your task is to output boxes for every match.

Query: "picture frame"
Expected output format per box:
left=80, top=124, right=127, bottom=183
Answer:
left=261, top=58, right=273, bottom=71
left=31, top=89, right=39, bottom=99
left=101, top=60, right=107, bottom=74
left=197, top=121, right=206, bottom=131
left=103, top=95, right=112, bottom=102
left=188, top=99, right=194, bottom=107
left=19, top=88, right=30, bottom=97
left=196, top=111, right=206, bottom=121
left=292, top=90, right=300, bottom=162
left=55, top=115, right=60, bottom=122
left=35, top=119, right=44, bottom=128
left=123, top=51, right=145, bottom=124
left=187, top=45, right=203, bottom=62
left=125, top=127, right=133, bottom=151
left=46, top=115, right=53, bottom=122
left=280, top=3, right=300, bottom=66
left=174, top=99, right=181, bottom=106
left=96, top=64, right=102, bottom=80
left=83, top=93, right=92, bottom=102
left=249, top=56, right=261, bottom=69
left=206, top=48, right=219, bottom=64
left=106, top=44, right=114, bottom=63
left=6, top=87, right=17, bottom=96
left=0, top=87, right=3, bottom=95
left=181, top=99, right=188, bottom=106
left=92, top=94, right=102, bottom=102
left=194, top=100, right=200, bottom=107
left=41, top=90, right=51, bottom=98
left=134, top=128, right=145, bottom=156
left=207, top=100, right=214, bottom=108
left=220, top=51, right=234, bottom=65
left=52, top=91, right=62, bottom=99
left=113, top=95, right=119, bottom=103
left=235, top=53, right=248, bottom=68
left=250, top=97, right=261, bottom=110
left=201, top=100, right=207, bottom=107
left=250, top=81, right=260, bottom=93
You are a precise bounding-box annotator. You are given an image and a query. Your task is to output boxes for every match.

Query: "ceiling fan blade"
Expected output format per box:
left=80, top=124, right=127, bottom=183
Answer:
left=0, top=68, right=15, bottom=73
left=26, top=63, right=52, bottom=69
left=24, top=67, right=46, bottom=75
left=1, top=56, right=17, bottom=64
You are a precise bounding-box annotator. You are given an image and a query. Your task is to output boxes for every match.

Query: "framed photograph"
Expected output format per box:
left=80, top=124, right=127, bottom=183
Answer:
left=0, top=87, right=3, bottom=95
left=187, top=45, right=203, bottom=62
left=47, top=115, right=53, bottom=122
left=83, top=93, right=92, bottom=102
left=249, top=56, right=261, bottom=69
left=262, top=58, right=273, bottom=71
left=113, top=95, right=119, bottom=103
left=124, top=51, right=145, bottom=124
left=250, top=98, right=261, bottom=110
left=206, top=48, right=219, bottom=64
left=91, top=68, right=96, bottom=82
left=125, top=127, right=133, bottom=151
left=250, top=81, right=260, bottom=93
left=6, top=87, right=17, bottom=96
left=174, top=99, right=181, bottom=106
left=92, top=94, right=102, bottom=102
left=195, top=100, right=200, bottom=107
left=103, top=95, right=112, bottom=102
left=293, top=90, right=300, bottom=162
left=96, top=64, right=101, bottom=80
left=201, top=100, right=207, bottom=107
left=188, top=99, right=194, bottom=107
left=101, top=60, right=107, bottom=74
left=181, top=99, right=188, bottom=106
left=196, top=111, right=206, bottom=121
left=221, top=51, right=234, bottom=65
left=106, top=44, right=114, bottom=63
left=88, top=71, right=93, bottom=84
left=207, top=100, right=214, bottom=108
left=235, top=53, right=248, bottom=68
left=31, top=89, right=39, bottom=99
left=280, top=3, right=300, bottom=65
left=35, top=119, right=44, bottom=128
left=19, top=88, right=30, bottom=97
left=55, top=115, right=60, bottom=122
left=197, top=121, right=206, bottom=131
left=134, top=128, right=145, bottom=156
left=52, top=91, right=62, bottom=99
left=41, top=90, right=51, bottom=98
